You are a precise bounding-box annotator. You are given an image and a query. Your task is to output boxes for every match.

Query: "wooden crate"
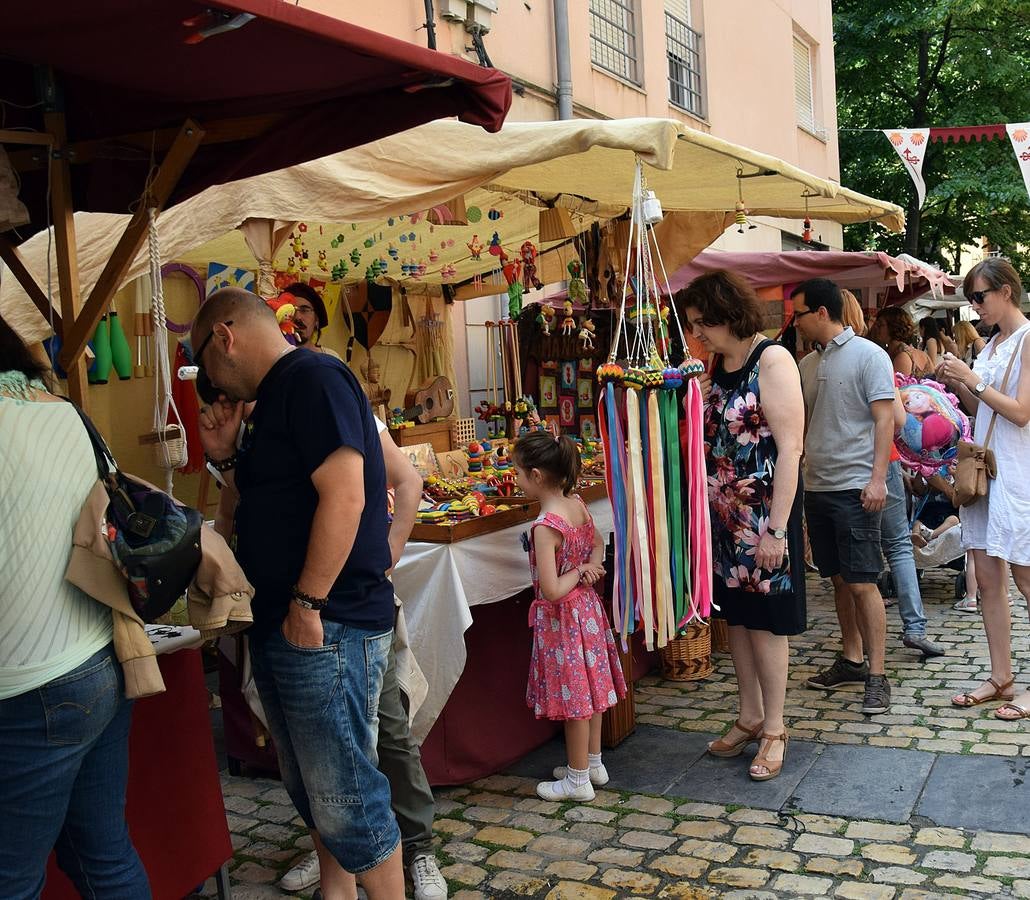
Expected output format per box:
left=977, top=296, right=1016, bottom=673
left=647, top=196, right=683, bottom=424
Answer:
left=390, top=420, right=454, bottom=455
left=410, top=502, right=540, bottom=543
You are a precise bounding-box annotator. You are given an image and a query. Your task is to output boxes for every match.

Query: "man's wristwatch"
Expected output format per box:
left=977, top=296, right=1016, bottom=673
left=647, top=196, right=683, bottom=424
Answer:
left=291, top=586, right=329, bottom=611
left=769, top=527, right=787, bottom=541
left=973, top=381, right=988, bottom=396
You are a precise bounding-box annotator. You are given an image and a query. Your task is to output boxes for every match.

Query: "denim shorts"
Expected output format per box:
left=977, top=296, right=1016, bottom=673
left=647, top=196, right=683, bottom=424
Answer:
left=804, top=489, right=884, bottom=584
left=249, top=620, right=399, bottom=874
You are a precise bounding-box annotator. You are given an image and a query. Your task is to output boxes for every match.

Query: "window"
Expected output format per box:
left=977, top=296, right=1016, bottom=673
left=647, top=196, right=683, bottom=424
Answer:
left=793, top=35, right=822, bottom=137
left=665, top=2, right=704, bottom=117
left=589, top=0, right=639, bottom=84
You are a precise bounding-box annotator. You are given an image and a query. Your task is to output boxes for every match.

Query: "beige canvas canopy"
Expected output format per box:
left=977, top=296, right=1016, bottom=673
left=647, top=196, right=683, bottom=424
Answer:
left=2, top=117, right=904, bottom=344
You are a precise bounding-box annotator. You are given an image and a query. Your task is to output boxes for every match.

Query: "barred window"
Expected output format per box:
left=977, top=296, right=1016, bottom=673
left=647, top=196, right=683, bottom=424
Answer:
left=665, top=9, right=704, bottom=117
left=589, top=0, right=639, bottom=84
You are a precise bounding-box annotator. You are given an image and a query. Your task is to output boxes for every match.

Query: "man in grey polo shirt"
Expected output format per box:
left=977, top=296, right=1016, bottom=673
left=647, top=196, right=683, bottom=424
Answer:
left=793, top=279, right=896, bottom=715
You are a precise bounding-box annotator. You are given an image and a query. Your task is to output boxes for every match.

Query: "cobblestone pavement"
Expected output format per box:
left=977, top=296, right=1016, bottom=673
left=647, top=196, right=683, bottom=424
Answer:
left=195, top=570, right=1030, bottom=898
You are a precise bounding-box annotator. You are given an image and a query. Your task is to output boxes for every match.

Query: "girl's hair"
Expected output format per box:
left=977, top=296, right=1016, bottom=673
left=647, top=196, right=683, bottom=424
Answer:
left=963, top=257, right=1025, bottom=307
left=840, top=289, right=866, bottom=335
left=877, top=306, right=917, bottom=344
left=919, top=316, right=942, bottom=343
left=513, top=430, right=581, bottom=495
left=0, top=313, right=49, bottom=383
left=675, top=270, right=764, bottom=339
left=953, top=320, right=980, bottom=357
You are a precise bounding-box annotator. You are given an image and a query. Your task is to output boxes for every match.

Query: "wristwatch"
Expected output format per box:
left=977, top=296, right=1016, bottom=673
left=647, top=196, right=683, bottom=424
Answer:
left=770, top=527, right=787, bottom=541
left=291, top=586, right=329, bottom=611
left=973, top=381, right=988, bottom=395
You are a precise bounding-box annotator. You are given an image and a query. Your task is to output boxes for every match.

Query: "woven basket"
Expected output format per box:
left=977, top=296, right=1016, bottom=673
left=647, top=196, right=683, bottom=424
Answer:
left=711, top=617, right=730, bottom=654
left=659, top=622, right=713, bottom=682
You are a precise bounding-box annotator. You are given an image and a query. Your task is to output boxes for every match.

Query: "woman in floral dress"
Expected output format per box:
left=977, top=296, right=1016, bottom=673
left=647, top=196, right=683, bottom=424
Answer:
left=676, top=271, right=806, bottom=781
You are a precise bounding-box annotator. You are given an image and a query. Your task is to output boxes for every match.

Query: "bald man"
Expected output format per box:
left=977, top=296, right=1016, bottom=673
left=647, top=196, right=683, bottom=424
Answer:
left=191, top=289, right=403, bottom=899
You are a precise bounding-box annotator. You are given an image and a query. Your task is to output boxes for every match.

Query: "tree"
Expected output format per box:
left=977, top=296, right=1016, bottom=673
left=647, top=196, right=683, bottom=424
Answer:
left=834, top=0, right=1030, bottom=273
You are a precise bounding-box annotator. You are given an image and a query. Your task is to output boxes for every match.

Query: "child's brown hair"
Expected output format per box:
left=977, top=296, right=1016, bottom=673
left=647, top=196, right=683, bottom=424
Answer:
left=513, top=431, right=581, bottom=495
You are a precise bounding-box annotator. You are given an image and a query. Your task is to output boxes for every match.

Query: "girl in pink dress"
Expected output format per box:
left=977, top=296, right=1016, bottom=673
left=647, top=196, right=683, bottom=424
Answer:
left=514, top=432, right=627, bottom=801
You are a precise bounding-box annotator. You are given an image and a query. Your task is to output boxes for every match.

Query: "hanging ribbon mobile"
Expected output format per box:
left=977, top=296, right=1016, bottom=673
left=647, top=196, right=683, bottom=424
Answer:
left=598, top=160, right=712, bottom=651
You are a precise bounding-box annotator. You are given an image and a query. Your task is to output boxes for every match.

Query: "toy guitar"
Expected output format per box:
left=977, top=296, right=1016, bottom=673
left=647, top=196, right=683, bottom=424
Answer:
left=402, top=376, right=455, bottom=424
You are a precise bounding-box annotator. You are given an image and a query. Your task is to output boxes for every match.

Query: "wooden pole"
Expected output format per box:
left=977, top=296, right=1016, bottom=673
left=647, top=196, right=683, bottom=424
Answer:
left=43, top=109, right=89, bottom=408
left=0, top=235, right=63, bottom=336
left=57, top=119, right=204, bottom=374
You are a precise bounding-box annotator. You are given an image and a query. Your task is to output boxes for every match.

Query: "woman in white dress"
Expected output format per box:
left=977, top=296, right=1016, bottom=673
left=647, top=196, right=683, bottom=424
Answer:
left=937, top=258, right=1030, bottom=719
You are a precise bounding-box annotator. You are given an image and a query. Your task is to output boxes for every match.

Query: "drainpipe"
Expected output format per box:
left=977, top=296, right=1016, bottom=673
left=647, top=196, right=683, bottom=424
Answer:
left=423, top=0, right=437, bottom=49
left=553, top=0, right=573, bottom=120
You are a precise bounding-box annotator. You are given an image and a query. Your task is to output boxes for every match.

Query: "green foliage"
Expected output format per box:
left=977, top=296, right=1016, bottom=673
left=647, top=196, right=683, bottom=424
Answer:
left=834, top=0, right=1030, bottom=273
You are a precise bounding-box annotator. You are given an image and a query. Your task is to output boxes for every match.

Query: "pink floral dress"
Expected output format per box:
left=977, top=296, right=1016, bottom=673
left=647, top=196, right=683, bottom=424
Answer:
left=525, top=501, right=627, bottom=721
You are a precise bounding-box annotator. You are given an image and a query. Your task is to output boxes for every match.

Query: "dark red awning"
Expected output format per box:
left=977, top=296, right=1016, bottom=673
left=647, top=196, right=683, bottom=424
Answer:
left=2, top=0, right=511, bottom=227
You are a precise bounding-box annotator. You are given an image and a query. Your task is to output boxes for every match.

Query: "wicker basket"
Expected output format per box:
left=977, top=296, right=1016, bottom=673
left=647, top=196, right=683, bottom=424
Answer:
left=711, top=617, right=730, bottom=654
left=659, top=622, right=713, bottom=682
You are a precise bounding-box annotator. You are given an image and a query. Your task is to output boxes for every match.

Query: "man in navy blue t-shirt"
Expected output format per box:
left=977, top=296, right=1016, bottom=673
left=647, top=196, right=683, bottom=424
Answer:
left=192, top=288, right=403, bottom=898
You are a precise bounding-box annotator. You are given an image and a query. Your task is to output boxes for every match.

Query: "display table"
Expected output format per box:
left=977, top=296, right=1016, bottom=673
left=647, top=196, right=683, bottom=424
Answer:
left=43, top=648, right=233, bottom=900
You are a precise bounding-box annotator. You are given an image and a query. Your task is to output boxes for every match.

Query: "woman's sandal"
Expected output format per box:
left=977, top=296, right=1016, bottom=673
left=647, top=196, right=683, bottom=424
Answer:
left=995, top=702, right=1030, bottom=721
left=707, top=720, right=763, bottom=758
left=951, top=676, right=1015, bottom=708
left=749, top=731, right=789, bottom=782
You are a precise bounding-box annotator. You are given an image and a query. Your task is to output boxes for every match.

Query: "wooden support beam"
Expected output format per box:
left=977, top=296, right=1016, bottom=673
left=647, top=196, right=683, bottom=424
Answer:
left=58, top=119, right=205, bottom=374
left=44, top=111, right=89, bottom=409
left=0, top=234, right=64, bottom=336
left=0, top=129, right=53, bottom=147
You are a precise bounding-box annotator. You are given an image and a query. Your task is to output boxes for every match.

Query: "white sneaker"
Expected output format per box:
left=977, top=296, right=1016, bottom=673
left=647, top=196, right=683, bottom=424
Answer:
left=279, top=850, right=320, bottom=892
left=536, top=777, right=595, bottom=802
left=410, top=853, right=448, bottom=900
left=551, top=763, right=610, bottom=786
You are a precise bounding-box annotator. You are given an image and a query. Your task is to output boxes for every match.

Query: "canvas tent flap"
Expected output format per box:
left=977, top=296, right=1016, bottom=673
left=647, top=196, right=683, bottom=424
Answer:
left=1, top=118, right=905, bottom=343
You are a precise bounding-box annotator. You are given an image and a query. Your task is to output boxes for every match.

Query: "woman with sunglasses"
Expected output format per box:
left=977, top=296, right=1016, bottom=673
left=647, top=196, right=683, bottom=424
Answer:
left=937, top=258, right=1030, bottom=720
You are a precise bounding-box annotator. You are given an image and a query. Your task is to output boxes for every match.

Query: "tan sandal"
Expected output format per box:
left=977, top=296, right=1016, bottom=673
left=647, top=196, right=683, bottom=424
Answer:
left=952, top=676, right=1015, bottom=708
left=995, top=702, right=1030, bottom=721
left=707, top=720, right=763, bottom=758
left=749, top=731, right=789, bottom=782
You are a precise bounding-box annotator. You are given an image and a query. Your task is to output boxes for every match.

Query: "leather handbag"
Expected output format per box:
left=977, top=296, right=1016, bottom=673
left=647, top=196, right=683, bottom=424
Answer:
left=951, top=333, right=1024, bottom=508
left=65, top=400, right=203, bottom=622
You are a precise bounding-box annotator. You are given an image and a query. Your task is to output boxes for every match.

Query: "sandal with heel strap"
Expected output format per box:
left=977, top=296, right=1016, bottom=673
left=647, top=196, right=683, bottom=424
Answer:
left=749, top=731, right=789, bottom=782
left=707, top=720, right=763, bottom=758
left=951, top=675, right=1015, bottom=708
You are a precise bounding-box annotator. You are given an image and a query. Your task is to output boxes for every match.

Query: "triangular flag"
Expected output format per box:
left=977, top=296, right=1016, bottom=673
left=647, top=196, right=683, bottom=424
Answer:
left=883, top=129, right=930, bottom=208
left=1006, top=123, right=1030, bottom=202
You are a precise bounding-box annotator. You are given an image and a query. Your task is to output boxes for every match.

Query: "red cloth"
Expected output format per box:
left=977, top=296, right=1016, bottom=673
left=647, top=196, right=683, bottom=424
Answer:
left=929, top=124, right=1007, bottom=144
left=44, top=650, right=232, bottom=900
left=2, top=0, right=511, bottom=232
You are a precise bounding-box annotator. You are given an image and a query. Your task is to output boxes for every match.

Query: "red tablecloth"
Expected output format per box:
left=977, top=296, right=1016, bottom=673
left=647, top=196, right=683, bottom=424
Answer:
left=44, top=649, right=232, bottom=900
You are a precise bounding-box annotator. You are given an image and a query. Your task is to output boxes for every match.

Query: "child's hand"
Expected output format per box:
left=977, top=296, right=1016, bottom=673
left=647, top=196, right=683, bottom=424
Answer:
left=579, top=563, right=606, bottom=585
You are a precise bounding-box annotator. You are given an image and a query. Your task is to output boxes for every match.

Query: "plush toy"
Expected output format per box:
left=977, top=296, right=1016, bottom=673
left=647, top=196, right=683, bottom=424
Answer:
left=317, top=249, right=329, bottom=272
left=579, top=317, right=596, bottom=350
left=894, top=375, right=971, bottom=477
left=467, top=235, right=484, bottom=260
left=502, top=259, right=524, bottom=319
left=537, top=304, right=556, bottom=335
left=520, top=241, right=543, bottom=291
left=488, top=231, right=507, bottom=260
left=567, top=259, right=587, bottom=304
left=291, top=234, right=303, bottom=255
left=286, top=255, right=298, bottom=276
left=560, top=300, right=577, bottom=336
left=266, top=294, right=299, bottom=344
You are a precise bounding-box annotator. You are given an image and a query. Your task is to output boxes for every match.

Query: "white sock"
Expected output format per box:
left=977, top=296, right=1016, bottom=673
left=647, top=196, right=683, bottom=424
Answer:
left=588, top=752, right=603, bottom=769
left=566, top=765, right=590, bottom=787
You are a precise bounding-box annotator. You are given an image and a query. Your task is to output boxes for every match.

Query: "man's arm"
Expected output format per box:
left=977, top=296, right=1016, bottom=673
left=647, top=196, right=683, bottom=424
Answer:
left=284, top=445, right=365, bottom=648
left=380, top=429, right=422, bottom=570
left=864, top=398, right=894, bottom=512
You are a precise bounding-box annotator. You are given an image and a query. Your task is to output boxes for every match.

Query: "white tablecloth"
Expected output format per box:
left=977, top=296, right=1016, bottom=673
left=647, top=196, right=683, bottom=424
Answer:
left=393, top=499, right=612, bottom=740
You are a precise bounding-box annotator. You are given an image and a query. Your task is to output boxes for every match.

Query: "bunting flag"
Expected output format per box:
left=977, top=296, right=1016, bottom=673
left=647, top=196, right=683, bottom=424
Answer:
left=883, top=129, right=929, bottom=208
left=1006, top=123, right=1030, bottom=203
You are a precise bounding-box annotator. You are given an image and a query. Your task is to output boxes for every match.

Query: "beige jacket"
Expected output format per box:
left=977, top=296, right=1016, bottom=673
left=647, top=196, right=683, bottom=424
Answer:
left=66, top=479, right=254, bottom=699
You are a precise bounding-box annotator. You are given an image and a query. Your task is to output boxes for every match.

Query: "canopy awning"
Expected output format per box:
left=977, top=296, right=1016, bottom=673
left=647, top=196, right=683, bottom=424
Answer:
left=0, top=0, right=512, bottom=227
left=2, top=118, right=905, bottom=343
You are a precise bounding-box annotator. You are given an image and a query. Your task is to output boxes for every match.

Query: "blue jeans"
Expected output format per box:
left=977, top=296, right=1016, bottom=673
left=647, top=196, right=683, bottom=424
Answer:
left=249, top=620, right=399, bottom=874
left=882, top=461, right=928, bottom=637
left=0, top=644, right=150, bottom=899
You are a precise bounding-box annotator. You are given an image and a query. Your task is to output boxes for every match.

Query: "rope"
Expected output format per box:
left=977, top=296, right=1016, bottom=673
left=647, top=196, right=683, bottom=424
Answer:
left=148, top=208, right=186, bottom=493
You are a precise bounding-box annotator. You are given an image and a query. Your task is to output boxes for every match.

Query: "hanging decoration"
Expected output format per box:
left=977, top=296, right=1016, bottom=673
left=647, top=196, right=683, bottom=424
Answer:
left=502, top=257, right=523, bottom=319
left=734, top=169, right=757, bottom=233
left=520, top=240, right=543, bottom=291
left=883, top=128, right=930, bottom=208
left=801, top=191, right=813, bottom=243
left=1006, top=123, right=1030, bottom=203
left=567, top=259, right=588, bottom=304
left=598, top=159, right=711, bottom=653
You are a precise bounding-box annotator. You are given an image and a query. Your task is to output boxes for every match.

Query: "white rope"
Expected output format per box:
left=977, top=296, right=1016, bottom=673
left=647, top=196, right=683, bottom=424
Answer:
left=148, top=208, right=186, bottom=492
